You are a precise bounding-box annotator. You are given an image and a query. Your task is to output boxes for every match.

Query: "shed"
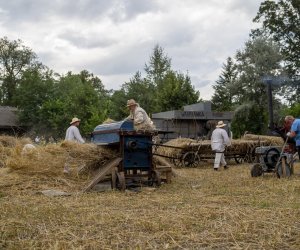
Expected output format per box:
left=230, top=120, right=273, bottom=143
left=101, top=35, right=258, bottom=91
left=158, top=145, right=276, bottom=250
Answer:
left=0, top=106, right=24, bottom=135
left=152, top=102, right=234, bottom=140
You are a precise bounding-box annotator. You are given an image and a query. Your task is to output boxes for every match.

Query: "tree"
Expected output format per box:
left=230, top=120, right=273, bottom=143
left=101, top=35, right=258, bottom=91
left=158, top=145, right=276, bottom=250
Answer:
left=254, top=0, right=300, bottom=75
left=145, top=44, right=171, bottom=88
left=253, top=0, right=300, bottom=105
left=158, top=70, right=199, bottom=111
left=225, top=36, right=284, bottom=136
left=120, top=45, right=200, bottom=114
left=15, top=70, right=110, bottom=138
left=122, top=71, right=156, bottom=114
left=211, top=57, right=238, bottom=111
left=14, top=65, right=56, bottom=134
left=0, top=37, right=37, bottom=105
left=231, top=103, right=267, bottom=138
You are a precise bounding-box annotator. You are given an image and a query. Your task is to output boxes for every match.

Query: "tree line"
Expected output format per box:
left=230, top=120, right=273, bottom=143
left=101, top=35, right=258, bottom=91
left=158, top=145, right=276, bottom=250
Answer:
left=1, top=0, right=299, bottom=139
left=0, top=39, right=199, bottom=139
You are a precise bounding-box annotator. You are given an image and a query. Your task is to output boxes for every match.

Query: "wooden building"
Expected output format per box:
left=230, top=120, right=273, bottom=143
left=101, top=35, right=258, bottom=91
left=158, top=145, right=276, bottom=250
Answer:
left=0, top=106, right=24, bottom=135
left=152, top=102, right=234, bottom=140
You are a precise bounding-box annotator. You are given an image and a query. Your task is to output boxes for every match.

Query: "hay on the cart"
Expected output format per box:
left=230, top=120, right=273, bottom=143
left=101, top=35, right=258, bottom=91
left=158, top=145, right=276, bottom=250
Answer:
left=243, top=134, right=284, bottom=146
left=156, top=138, right=197, bottom=157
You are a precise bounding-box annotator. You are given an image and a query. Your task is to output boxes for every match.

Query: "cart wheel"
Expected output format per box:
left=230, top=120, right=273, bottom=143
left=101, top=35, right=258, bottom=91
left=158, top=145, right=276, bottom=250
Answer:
left=151, top=170, right=161, bottom=187
left=182, top=152, right=200, bottom=167
left=251, top=164, right=263, bottom=177
left=116, top=171, right=126, bottom=191
left=234, top=155, right=245, bottom=164
left=276, top=162, right=291, bottom=178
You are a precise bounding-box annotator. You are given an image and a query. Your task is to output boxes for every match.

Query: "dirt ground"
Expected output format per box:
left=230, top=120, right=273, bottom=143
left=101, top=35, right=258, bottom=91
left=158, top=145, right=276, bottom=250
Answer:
left=0, top=162, right=300, bottom=249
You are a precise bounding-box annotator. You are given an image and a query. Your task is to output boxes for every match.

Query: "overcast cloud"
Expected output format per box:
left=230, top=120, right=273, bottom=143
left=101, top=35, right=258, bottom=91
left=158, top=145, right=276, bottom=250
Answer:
left=0, top=0, right=263, bottom=99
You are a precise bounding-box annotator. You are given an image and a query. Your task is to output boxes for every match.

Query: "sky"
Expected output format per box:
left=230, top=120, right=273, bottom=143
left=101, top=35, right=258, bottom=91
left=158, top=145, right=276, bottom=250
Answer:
left=0, top=0, right=263, bottom=100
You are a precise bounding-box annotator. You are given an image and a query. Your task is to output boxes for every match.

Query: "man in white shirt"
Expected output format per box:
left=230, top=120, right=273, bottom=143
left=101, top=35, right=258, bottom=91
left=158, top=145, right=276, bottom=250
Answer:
left=126, top=99, right=155, bottom=130
left=64, top=117, right=84, bottom=174
left=211, top=121, right=231, bottom=171
left=65, top=117, right=85, bottom=143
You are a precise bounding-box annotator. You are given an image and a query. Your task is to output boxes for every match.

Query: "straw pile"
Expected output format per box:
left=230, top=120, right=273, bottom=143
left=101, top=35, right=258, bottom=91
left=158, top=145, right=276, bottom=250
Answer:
left=243, top=133, right=284, bottom=146
left=0, top=136, right=118, bottom=193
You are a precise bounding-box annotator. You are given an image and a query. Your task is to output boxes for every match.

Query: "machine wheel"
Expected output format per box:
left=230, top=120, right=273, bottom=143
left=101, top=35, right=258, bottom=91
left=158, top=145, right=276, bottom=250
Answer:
left=116, top=171, right=126, bottom=191
left=150, top=170, right=161, bottom=187
left=251, top=163, right=263, bottom=177
left=276, top=162, right=291, bottom=178
left=234, top=154, right=245, bottom=164
left=265, top=148, right=280, bottom=168
left=182, top=152, right=200, bottom=168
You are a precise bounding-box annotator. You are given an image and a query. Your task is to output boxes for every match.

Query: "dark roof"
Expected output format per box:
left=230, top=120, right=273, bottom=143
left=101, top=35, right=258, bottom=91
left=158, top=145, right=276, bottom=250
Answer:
left=0, top=106, right=19, bottom=127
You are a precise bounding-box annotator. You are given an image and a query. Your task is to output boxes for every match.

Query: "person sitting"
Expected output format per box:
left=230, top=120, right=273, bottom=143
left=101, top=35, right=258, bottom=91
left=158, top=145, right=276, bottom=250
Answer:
left=126, top=99, right=155, bottom=131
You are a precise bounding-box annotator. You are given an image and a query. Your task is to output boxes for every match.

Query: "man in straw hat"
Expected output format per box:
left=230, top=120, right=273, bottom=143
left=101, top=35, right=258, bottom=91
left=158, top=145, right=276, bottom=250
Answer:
left=126, top=99, right=155, bottom=130
left=65, top=117, right=85, bottom=144
left=211, top=121, right=231, bottom=171
left=64, top=117, right=85, bottom=174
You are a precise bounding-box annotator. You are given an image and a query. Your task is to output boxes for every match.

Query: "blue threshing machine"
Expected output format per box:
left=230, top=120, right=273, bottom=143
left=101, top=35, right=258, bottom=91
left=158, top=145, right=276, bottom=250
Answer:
left=91, top=120, right=162, bottom=190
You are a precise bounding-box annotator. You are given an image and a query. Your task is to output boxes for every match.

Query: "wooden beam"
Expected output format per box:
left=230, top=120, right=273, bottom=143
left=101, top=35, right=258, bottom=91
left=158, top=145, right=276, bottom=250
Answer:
left=83, top=157, right=122, bottom=192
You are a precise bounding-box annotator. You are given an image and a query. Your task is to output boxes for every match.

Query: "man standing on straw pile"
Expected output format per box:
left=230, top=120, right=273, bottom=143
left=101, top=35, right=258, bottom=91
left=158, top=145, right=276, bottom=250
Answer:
left=64, top=117, right=85, bottom=173
left=126, top=99, right=155, bottom=130
left=286, top=116, right=300, bottom=160
left=65, top=117, right=85, bottom=144
left=211, top=121, right=231, bottom=171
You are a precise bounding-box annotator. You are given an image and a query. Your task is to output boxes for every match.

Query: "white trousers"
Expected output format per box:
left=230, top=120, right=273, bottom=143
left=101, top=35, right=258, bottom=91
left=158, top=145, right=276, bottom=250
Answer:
left=214, top=152, right=226, bottom=169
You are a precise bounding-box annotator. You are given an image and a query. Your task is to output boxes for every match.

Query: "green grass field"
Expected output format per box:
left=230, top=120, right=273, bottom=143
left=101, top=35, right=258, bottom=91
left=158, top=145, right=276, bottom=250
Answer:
left=1, top=163, right=300, bottom=249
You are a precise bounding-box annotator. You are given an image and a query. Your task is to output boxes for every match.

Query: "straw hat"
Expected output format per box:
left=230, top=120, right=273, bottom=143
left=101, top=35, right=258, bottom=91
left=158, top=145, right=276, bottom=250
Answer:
left=216, top=121, right=226, bottom=128
left=126, top=99, right=138, bottom=107
left=70, top=117, right=81, bottom=124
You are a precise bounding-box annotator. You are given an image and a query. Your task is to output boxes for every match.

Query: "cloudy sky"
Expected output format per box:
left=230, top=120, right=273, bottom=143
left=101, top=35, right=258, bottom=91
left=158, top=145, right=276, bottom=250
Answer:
left=0, top=0, right=263, bottom=99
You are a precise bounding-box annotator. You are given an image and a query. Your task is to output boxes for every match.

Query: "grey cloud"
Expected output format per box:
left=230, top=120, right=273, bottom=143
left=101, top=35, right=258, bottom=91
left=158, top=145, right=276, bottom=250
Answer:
left=58, top=30, right=117, bottom=49
left=0, top=0, right=159, bottom=28
left=227, top=0, right=262, bottom=17
left=82, top=41, right=155, bottom=76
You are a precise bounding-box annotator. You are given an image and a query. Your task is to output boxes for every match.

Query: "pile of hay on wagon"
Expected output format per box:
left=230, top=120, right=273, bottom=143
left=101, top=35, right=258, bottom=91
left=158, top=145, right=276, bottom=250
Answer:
left=156, top=134, right=285, bottom=161
left=0, top=136, right=118, bottom=193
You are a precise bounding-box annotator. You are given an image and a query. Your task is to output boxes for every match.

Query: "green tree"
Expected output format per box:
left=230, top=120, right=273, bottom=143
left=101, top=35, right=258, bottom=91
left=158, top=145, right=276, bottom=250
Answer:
left=158, top=70, right=199, bottom=111
left=227, top=36, right=284, bottom=136
left=145, top=44, right=171, bottom=88
left=0, top=37, right=37, bottom=105
left=231, top=103, right=267, bottom=138
left=14, top=65, right=56, bottom=134
left=108, top=89, right=128, bottom=121
left=253, top=0, right=300, bottom=105
left=122, top=71, right=156, bottom=114
left=254, top=0, right=300, bottom=75
left=211, top=57, right=238, bottom=111
left=15, top=70, right=110, bottom=138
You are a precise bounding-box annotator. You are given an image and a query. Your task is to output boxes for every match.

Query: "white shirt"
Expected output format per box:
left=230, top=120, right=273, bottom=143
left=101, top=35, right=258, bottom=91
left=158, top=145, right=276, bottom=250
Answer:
left=127, top=105, right=155, bottom=130
left=65, top=125, right=85, bottom=143
left=211, top=127, right=230, bottom=152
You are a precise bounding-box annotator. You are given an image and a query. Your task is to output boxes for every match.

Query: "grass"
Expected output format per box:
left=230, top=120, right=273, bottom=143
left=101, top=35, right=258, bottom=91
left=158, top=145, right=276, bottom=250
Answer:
left=0, top=161, right=300, bottom=249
